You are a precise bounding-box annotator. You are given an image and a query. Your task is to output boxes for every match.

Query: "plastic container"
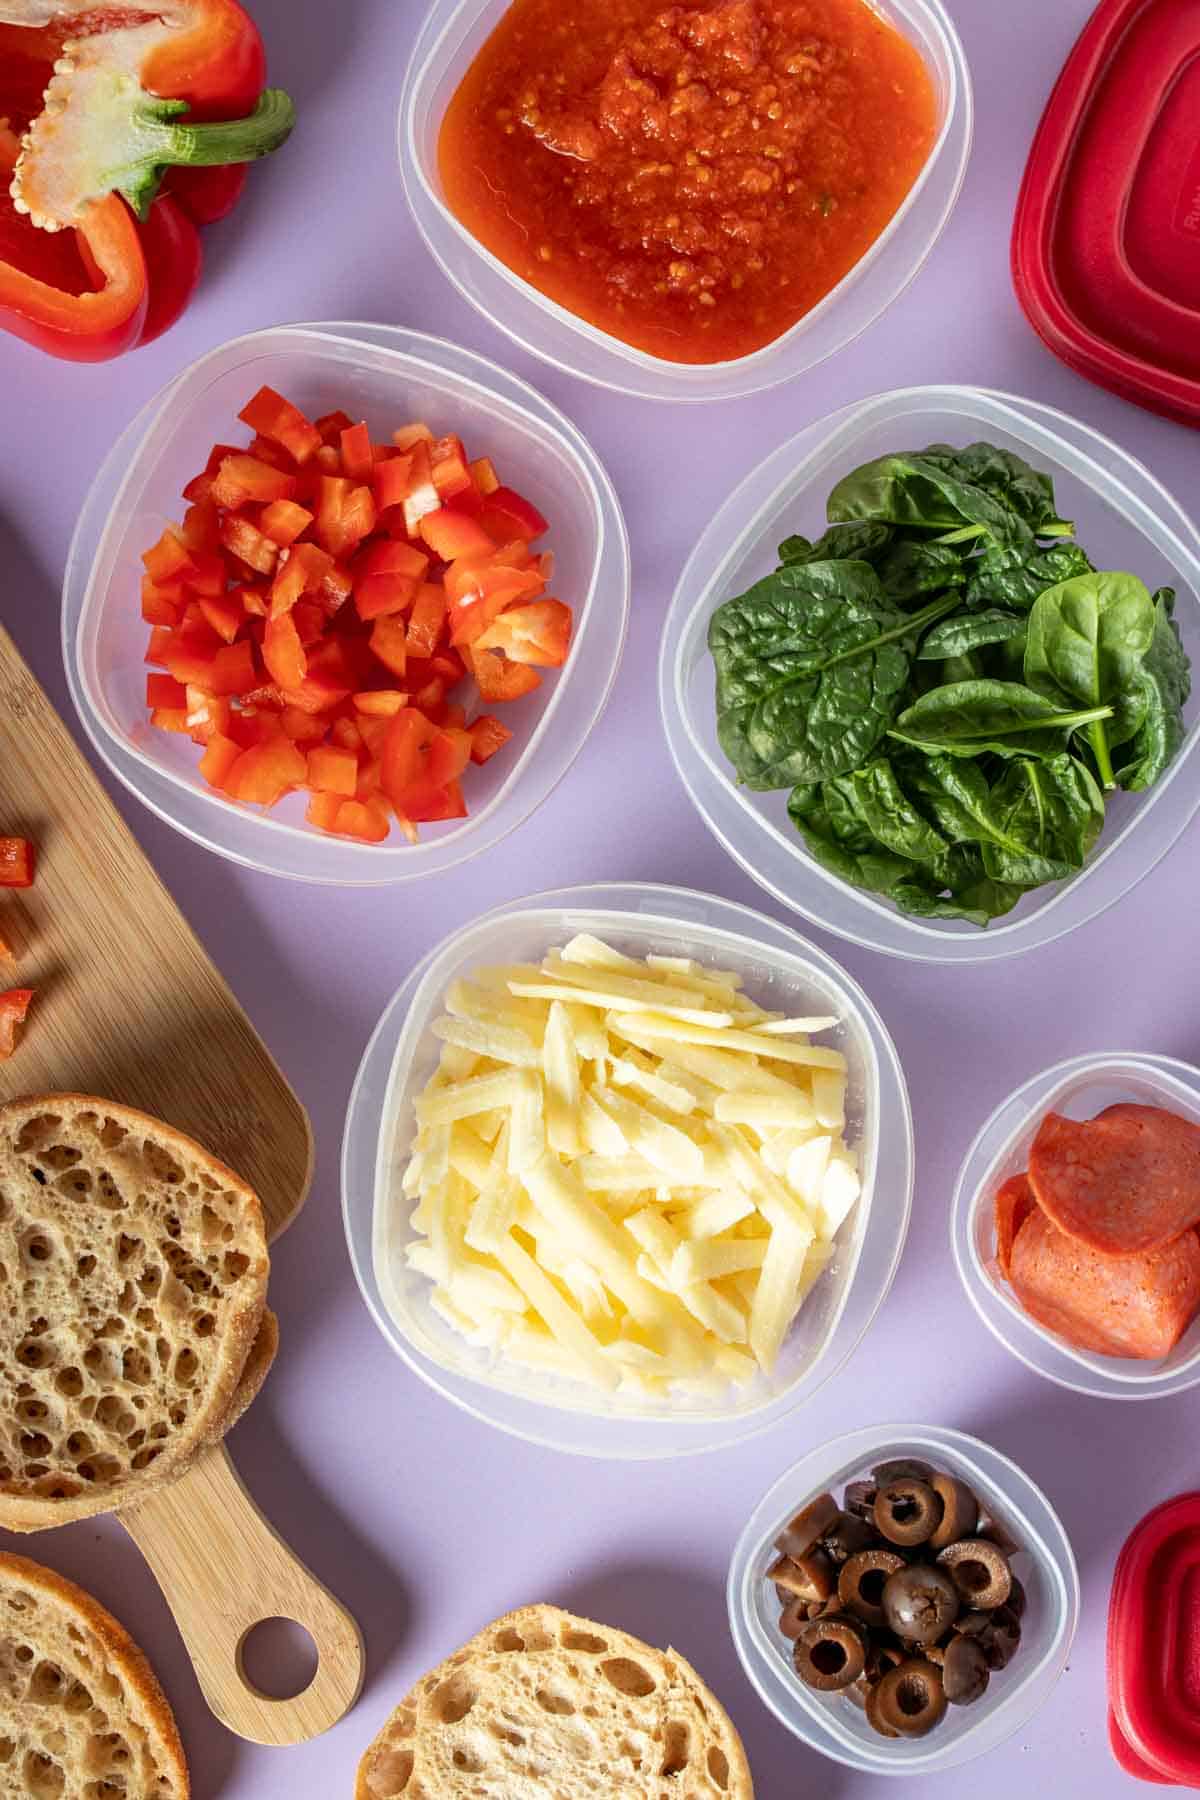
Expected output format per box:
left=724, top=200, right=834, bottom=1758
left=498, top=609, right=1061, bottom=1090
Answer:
left=1108, top=1493, right=1200, bottom=1785
left=342, top=882, right=912, bottom=1458
left=660, top=384, right=1200, bottom=962
left=399, top=0, right=972, bottom=402
left=1012, top=0, right=1200, bottom=429
left=63, top=322, right=629, bottom=885
left=951, top=1052, right=1200, bottom=1401
left=728, top=1424, right=1079, bottom=1775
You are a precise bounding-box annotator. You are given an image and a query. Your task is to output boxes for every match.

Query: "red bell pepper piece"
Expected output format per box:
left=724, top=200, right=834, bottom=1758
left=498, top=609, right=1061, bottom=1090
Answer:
left=224, top=738, right=306, bottom=807
left=474, top=599, right=573, bottom=667
left=211, top=454, right=298, bottom=509
left=0, top=988, right=33, bottom=1060
left=136, top=190, right=203, bottom=346
left=263, top=613, right=308, bottom=692
left=198, top=731, right=241, bottom=790
left=467, top=646, right=543, bottom=702
left=239, top=387, right=322, bottom=466
left=406, top=584, right=448, bottom=658
left=306, top=745, right=358, bottom=798
left=469, top=715, right=514, bottom=764
left=353, top=690, right=410, bottom=718
left=481, top=486, right=550, bottom=544
left=339, top=422, right=374, bottom=484
left=260, top=499, right=314, bottom=547
left=419, top=508, right=496, bottom=563
left=220, top=513, right=277, bottom=576
left=0, top=838, right=35, bottom=889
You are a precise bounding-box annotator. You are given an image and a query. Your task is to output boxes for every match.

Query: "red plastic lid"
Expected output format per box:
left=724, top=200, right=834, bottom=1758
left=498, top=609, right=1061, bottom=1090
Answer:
left=1012, top=0, right=1200, bottom=427
left=1108, top=1493, right=1200, bottom=1784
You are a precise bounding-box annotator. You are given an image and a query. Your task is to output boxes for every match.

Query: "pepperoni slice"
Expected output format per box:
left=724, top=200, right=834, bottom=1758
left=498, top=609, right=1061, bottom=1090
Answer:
left=1028, top=1106, right=1200, bottom=1256
left=994, top=1173, right=1038, bottom=1279
left=1009, top=1208, right=1200, bottom=1360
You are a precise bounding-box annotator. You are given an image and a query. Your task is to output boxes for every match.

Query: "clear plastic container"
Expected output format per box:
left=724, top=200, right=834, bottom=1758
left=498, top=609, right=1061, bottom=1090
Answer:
left=951, top=1052, right=1200, bottom=1401
left=341, top=882, right=913, bottom=1457
left=660, top=384, right=1200, bottom=960
left=399, top=0, right=972, bottom=402
left=63, top=322, right=629, bottom=885
left=728, top=1424, right=1079, bottom=1775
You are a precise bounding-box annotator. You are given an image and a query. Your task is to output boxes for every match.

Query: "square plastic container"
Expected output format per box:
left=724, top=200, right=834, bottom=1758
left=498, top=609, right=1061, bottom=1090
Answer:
left=728, top=1424, right=1079, bottom=1775
left=399, top=0, right=972, bottom=402
left=63, top=322, right=628, bottom=885
left=341, top=882, right=913, bottom=1458
left=660, top=385, right=1200, bottom=960
left=951, top=1052, right=1200, bottom=1401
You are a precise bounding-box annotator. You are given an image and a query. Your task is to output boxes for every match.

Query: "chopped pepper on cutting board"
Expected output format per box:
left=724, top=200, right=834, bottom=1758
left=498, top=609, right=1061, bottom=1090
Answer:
left=0, top=0, right=295, bottom=359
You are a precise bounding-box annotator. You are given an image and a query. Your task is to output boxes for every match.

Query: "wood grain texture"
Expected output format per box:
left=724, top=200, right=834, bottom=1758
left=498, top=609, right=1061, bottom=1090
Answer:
left=0, top=623, right=313, bottom=1237
left=124, top=1447, right=366, bottom=1746
left=0, top=629, right=361, bottom=1744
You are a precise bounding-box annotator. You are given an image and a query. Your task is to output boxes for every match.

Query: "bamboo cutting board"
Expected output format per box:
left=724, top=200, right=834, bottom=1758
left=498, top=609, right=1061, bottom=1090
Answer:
left=0, top=625, right=365, bottom=1744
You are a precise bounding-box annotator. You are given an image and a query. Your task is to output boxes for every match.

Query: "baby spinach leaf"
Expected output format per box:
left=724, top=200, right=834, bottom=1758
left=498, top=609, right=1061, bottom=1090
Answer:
left=919, top=442, right=1073, bottom=537
left=778, top=522, right=894, bottom=567
left=708, top=562, right=955, bottom=788
left=964, top=540, right=1093, bottom=612
left=874, top=538, right=967, bottom=608
left=845, top=758, right=949, bottom=863
left=918, top=608, right=1027, bottom=661
left=888, top=680, right=1113, bottom=760
left=1024, top=571, right=1156, bottom=786
left=980, top=755, right=1105, bottom=885
left=940, top=652, right=985, bottom=685
left=1117, top=588, right=1191, bottom=791
left=827, top=451, right=1036, bottom=551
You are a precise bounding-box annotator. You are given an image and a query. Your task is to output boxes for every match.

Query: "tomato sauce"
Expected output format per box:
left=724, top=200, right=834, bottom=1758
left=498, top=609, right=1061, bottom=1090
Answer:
left=439, top=0, right=938, bottom=364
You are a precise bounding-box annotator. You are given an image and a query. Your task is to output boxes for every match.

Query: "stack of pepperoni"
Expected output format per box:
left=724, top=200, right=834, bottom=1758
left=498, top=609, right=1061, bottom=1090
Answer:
left=994, top=1105, right=1200, bottom=1361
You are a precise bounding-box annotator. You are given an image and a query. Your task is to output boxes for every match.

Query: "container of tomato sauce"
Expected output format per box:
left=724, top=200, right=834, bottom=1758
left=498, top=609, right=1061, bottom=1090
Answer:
left=400, top=0, right=972, bottom=400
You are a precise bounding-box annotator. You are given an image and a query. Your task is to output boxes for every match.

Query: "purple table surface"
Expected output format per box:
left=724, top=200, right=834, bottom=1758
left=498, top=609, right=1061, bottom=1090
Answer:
left=2, top=0, right=1197, bottom=1794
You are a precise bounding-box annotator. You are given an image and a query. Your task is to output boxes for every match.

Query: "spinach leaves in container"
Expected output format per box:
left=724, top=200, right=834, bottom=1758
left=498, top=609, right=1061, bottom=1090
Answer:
left=709, top=443, right=1191, bottom=926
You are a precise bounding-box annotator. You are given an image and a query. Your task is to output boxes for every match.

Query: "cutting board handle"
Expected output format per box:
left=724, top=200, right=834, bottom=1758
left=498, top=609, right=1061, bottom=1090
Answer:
left=123, top=1444, right=365, bottom=1746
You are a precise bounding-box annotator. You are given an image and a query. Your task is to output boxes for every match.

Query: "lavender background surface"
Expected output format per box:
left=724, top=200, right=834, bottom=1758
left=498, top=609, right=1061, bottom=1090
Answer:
left=2, top=0, right=1195, bottom=1792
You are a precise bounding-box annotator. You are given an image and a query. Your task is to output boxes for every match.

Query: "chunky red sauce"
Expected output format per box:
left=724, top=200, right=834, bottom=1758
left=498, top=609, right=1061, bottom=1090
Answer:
left=439, top=0, right=938, bottom=364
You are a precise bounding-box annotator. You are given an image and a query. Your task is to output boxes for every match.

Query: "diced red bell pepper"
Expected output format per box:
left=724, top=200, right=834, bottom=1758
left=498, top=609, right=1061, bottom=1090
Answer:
left=355, top=539, right=431, bottom=585
left=270, top=542, right=335, bottom=618
left=373, top=452, right=413, bottom=513
left=145, top=624, right=174, bottom=666
left=305, top=791, right=343, bottom=832
left=151, top=704, right=190, bottom=732
left=353, top=690, right=409, bottom=718
left=320, top=562, right=354, bottom=614
left=186, top=687, right=232, bottom=745
left=263, top=612, right=308, bottom=690
left=199, top=592, right=245, bottom=644
left=339, top=421, right=374, bottom=483
left=225, top=738, right=307, bottom=806
left=393, top=422, right=433, bottom=451
left=380, top=706, right=438, bottom=804
left=406, top=583, right=447, bottom=658
left=248, top=432, right=298, bottom=473
left=259, top=499, right=314, bottom=547
left=330, top=798, right=391, bottom=842
left=146, top=673, right=187, bottom=710
left=445, top=558, right=544, bottom=647
left=0, top=838, right=35, bottom=889
left=406, top=780, right=468, bottom=823
left=471, top=456, right=500, bottom=496
left=419, top=507, right=496, bottom=563
left=0, top=988, right=33, bottom=1059
left=280, top=705, right=328, bottom=742
left=370, top=615, right=409, bottom=680
left=141, top=576, right=183, bottom=627
left=239, top=387, right=322, bottom=466
left=143, top=529, right=196, bottom=585
left=198, top=732, right=241, bottom=790
left=474, top=599, right=572, bottom=667
left=315, top=409, right=355, bottom=446
left=182, top=548, right=228, bottom=596
left=180, top=498, right=222, bottom=553
left=306, top=745, right=358, bottom=797
left=468, top=645, right=543, bottom=702
left=402, top=441, right=441, bottom=537
left=238, top=583, right=269, bottom=618
left=469, top=714, right=514, bottom=764
left=219, top=513, right=277, bottom=577
left=430, top=435, right=474, bottom=500
left=210, top=454, right=298, bottom=509
left=355, top=573, right=418, bottom=622
left=480, top=485, right=550, bottom=544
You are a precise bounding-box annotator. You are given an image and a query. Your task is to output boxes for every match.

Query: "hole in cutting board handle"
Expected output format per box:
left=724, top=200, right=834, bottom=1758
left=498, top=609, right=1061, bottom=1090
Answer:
left=237, top=1617, right=320, bottom=1701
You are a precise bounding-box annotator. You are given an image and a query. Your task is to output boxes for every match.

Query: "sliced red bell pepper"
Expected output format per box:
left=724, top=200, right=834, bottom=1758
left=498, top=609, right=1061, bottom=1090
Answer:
left=480, top=485, right=550, bottom=544
left=474, top=599, right=573, bottom=667
left=263, top=612, right=307, bottom=691
left=419, top=507, right=496, bottom=563
left=0, top=988, right=33, bottom=1060
left=306, top=745, right=358, bottom=798
left=224, top=738, right=306, bottom=807
left=211, top=454, right=297, bottom=509
left=239, top=386, right=322, bottom=466
left=469, top=715, right=514, bottom=764
left=468, top=645, right=543, bottom=702
left=0, top=837, right=36, bottom=889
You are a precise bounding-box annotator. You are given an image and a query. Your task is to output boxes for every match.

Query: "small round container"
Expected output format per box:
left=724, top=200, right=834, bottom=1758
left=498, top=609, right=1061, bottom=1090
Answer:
left=342, top=882, right=912, bottom=1458
left=660, top=384, right=1200, bottom=961
left=63, top=321, right=629, bottom=885
left=399, top=0, right=972, bottom=402
left=1108, top=1493, right=1200, bottom=1784
left=951, top=1052, right=1200, bottom=1402
left=728, top=1424, right=1079, bottom=1775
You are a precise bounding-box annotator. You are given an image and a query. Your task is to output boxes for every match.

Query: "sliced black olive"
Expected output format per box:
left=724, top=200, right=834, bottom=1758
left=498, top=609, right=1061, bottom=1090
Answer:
left=844, top=1479, right=877, bottom=1519
left=768, top=1548, right=835, bottom=1603
left=872, top=1458, right=933, bottom=1485
left=954, top=1610, right=992, bottom=1639
left=943, top=1633, right=990, bottom=1705
left=1008, top=1574, right=1027, bottom=1619
left=838, top=1548, right=905, bottom=1626
left=777, top=1596, right=809, bottom=1641
left=819, top=1510, right=876, bottom=1567
left=865, top=1635, right=906, bottom=1681
left=872, top=1660, right=948, bottom=1737
left=983, top=1603, right=1022, bottom=1670
left=936, top=1538, right=1013, bottom=1610
left=874, top=1479, right=941, bottom=1547
left=881, top=1564, right=960, bottom=1645
left=793, top=1614, right=868, bottom=1692
left=776, top=1492, right=839, bottom=1561
left=865, top=1680, right=901, bottom=1738
left=928, top=1473, right=980, bottom=1551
